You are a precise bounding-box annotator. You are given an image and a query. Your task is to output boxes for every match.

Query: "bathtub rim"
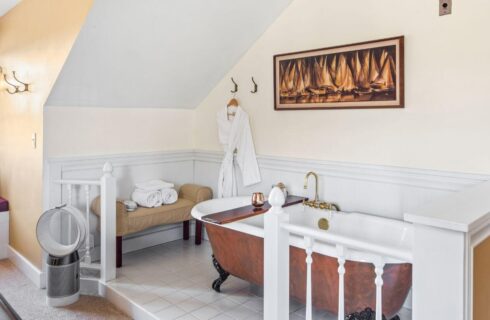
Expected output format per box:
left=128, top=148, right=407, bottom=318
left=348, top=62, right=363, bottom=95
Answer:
left=192, top=197, right=414, bottom=264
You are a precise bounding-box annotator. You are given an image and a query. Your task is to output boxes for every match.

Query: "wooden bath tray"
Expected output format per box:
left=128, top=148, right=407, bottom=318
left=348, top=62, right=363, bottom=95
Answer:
left=202, top=195, right=306, bottom=225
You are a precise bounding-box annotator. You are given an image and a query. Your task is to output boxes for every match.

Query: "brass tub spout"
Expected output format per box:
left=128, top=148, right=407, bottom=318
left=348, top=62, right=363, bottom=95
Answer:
left=304, top=171, right=319, bottom=203
left=303, top=171, right=340, bottom=211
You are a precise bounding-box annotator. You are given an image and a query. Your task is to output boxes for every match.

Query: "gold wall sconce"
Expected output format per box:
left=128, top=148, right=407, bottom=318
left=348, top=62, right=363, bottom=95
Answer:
left=0, top=67, right=30, bottom=94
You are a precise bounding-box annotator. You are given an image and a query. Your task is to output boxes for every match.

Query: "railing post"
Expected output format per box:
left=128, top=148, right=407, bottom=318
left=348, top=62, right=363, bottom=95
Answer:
left=264, top=187, right=289, bottom=320
left=304, top=236, right=314, bottom=320
left=374, top=256, right=385, bottom=320
left=100, top=162, right=116, bottom=282
left=336, top=245, right=346, bottom=320
left=83, top=185, right=92, bottom=264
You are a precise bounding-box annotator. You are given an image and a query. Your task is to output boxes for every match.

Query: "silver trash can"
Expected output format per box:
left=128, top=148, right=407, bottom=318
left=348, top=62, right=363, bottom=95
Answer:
left=46, top=252, right=80, bottom=307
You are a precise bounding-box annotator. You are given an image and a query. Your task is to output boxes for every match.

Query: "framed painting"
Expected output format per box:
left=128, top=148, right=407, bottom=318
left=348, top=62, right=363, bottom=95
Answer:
left=274, top=36, right=404, bottom=110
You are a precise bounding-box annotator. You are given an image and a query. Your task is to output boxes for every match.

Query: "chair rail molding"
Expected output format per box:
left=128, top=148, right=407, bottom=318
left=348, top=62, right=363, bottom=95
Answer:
left=193, top=149, right=489, bottom=192
left=45, top=148, right=490, bottom=222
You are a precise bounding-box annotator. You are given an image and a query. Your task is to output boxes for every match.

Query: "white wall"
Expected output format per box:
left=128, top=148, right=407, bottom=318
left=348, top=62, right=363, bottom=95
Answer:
left=46, top=0, right=293, bottom=108
left=194, top=0, right=490, bottom=175
left=44, top=106, right=194, bottom=157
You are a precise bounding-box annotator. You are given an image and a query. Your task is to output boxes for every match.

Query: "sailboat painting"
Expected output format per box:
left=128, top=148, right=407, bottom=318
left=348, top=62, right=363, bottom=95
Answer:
left=274, top=36, right=404, bottom=110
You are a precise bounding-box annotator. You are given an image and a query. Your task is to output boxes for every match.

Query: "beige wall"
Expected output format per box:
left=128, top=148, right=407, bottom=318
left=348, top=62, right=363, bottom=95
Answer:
left=194, top=0, right=490, bottom=174
left=0, top=0, right=93, bottom=267
left=44, top=106, right=195, bottom=157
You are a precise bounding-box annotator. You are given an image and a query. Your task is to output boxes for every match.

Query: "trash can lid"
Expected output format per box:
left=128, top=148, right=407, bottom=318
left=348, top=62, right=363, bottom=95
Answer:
left=0, top=197, right=8, bottom=212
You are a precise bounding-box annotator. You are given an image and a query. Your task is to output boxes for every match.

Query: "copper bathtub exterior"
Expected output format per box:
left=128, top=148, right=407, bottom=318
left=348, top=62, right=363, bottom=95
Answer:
left=205, top=222, right=412, bottom=319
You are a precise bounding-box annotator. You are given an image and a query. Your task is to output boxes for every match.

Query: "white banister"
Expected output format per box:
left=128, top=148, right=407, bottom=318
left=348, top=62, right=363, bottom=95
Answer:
left=264, top=187, right=409, bottom=320
left=336, top=245, right=346, bottom=320
left=100, top=162, right=116, bottom=282
left=304, top=236, right=314, bottom=320
left=264, top=187, right=289, bottom=320
left=374, top=257, right=385, bottom=320
left=83, top=185, right=91, bottom=264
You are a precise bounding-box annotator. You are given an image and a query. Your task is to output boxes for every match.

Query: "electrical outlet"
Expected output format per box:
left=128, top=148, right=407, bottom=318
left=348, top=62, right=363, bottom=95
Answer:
left=439, top=0, right=452, bottom=16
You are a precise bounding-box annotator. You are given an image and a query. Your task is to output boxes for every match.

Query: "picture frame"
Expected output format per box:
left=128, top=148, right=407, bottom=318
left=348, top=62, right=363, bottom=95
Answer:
left=273, top=36, right=404, bottom=110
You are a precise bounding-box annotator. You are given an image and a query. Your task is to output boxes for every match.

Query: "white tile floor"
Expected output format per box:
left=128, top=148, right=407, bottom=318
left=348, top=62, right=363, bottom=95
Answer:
left=107, top=238, right=412, bottom=320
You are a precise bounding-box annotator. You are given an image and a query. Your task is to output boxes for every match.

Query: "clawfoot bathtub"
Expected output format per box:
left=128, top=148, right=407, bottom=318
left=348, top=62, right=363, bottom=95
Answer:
left=192, top=197, right=412, bottom=319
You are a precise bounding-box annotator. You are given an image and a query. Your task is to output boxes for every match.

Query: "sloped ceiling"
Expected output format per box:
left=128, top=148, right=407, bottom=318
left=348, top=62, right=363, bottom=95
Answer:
left=0, top=0, right=20, bottom=17
left=46, top=0, right=292, bottom=108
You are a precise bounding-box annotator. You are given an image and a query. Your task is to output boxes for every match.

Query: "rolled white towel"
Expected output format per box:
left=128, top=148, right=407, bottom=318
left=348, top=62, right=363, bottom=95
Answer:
left=131, top=189, right=163, bottom=208
left=135, top=179, right=174, bottom=191
left=161, top=188, right=178, bottom=205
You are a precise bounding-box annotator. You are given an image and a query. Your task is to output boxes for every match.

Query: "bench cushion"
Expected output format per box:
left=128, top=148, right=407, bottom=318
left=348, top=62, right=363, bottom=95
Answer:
left=126, top=198, right=195, bottom=234
left=91, top=184, right=213, bottom=237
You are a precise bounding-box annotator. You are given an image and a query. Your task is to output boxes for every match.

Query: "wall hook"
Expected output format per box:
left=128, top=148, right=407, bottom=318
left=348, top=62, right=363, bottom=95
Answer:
left=1, top=67, right=29, bottom=94
left=12, top=71, right=30, bottom=92
left=3, top=74, right=20, bottom=94
left=230, top=77, right=238, bottom=94
left=250, top=77, right=258, bottom=94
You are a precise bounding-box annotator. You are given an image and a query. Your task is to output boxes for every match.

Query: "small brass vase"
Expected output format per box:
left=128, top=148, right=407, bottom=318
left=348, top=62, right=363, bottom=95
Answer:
left=251, top=192, right=265, bottom=210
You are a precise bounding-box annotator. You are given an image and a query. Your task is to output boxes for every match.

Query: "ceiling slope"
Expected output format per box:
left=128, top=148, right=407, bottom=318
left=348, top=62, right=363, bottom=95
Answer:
left=46, top=0, right=292, bottom=108
left=0, top=0, right=20, bottom=17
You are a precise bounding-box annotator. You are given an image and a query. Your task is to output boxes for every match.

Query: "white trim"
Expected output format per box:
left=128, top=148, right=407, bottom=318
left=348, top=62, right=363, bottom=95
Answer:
left=8, top=246, right=45, bottom=289
left=0, top=211, right=8, bottom=260
left=47, top=150, right=195, bottom=173
left=99, top=282, right=157, bottom=320
left=193, top=149, right=489, bottom=192
left=47, top=149, right=489, bottom=193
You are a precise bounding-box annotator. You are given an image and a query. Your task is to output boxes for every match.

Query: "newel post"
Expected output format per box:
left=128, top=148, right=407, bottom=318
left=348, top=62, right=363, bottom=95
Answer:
left=100, top=162, right=116, bottom=282
left=264, top=187, right=289, bottom=320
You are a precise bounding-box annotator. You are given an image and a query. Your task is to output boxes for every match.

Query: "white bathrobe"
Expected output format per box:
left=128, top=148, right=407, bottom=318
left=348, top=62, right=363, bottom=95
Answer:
left=217, top=106, right=261, bottom=198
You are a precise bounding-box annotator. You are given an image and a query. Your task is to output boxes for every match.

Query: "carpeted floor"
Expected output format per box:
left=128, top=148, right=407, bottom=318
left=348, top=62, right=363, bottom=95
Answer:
left=0, top=259, right=131, bottom=320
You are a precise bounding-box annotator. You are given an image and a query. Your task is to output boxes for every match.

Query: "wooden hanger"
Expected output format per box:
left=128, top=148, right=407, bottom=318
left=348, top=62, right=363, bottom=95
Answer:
left=227, top=98, right=238, bottom=120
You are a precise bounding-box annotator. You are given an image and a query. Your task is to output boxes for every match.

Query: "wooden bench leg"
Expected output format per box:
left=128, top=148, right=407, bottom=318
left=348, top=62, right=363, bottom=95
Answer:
left=195, top=220, right=202, bottom=245
left=183, top=220, right=190, bottom=240
left=116, top=236, right=122, bottom=268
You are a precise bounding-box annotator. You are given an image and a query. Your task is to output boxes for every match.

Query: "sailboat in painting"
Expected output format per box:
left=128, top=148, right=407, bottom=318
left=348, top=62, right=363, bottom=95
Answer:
left=275, top=36, right=403, bottom=109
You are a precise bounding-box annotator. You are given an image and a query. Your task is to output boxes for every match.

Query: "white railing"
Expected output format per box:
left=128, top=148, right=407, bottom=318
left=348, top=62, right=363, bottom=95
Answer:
left=264, top=187, right=412, bottom=320
left=55, top=162, right=116, bottom=283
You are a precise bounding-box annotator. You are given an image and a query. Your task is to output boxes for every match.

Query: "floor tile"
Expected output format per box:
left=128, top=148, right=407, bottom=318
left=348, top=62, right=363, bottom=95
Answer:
left=106, top=238, right=412, bottom=320
left=177, top=297, right=208, bottom=313
left=143, top=297, right=172, bottom=313
left=155, top=305, right=187, bottom=320
left=223, top=304, right=260, bottom=320
left=210, top=314, right=234, bottom=320
left=190, top=305, right=221, bottom=320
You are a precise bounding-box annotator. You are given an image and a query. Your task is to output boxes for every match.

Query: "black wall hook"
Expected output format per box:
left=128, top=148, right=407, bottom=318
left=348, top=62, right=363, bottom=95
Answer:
left=230, top=77, right=238, bottom=94
left=3, top=74, right=20, bottom=94
left=1, top=67, right=29, bottom=94
left=12, top=71, right=29, bottom=93
left=250, top=77, right=258, bottom=93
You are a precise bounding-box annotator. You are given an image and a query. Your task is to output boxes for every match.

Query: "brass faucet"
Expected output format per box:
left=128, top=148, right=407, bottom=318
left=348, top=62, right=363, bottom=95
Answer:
left=304, top=171, right=319, bottom=202
left=303, top=171, right=340, bottom=211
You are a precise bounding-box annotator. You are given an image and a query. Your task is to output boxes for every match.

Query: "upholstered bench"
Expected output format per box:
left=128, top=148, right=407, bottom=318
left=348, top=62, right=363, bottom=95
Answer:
left=91, top=184, right=212, bottom=267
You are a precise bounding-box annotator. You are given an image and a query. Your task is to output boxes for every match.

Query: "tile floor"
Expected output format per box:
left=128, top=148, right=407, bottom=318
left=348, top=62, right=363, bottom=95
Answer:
left=107, top=238, right=412, bottom=320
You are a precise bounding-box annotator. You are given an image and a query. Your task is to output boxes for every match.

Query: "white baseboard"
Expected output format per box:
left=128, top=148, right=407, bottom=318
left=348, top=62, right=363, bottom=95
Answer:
left=8, top=246, right=45, bottom=289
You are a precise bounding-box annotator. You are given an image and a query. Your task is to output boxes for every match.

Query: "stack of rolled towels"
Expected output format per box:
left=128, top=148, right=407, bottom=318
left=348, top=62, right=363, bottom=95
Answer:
left=131, top=179, right=178, bottom=208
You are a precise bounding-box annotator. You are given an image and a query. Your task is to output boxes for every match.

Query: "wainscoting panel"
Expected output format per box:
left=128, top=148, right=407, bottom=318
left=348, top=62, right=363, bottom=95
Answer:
left=45, top=151, right=195, bottom=255
left=193, top=150, right=489, bottom=220
left=45, top=149, right=489, bottom=255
